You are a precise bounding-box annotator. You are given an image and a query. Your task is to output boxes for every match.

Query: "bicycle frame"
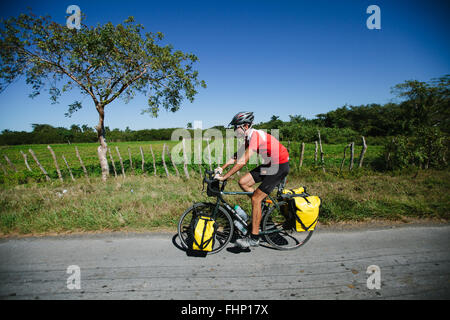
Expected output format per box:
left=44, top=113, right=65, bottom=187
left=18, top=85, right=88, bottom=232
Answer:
left=210, top=188, right=287, bottom=236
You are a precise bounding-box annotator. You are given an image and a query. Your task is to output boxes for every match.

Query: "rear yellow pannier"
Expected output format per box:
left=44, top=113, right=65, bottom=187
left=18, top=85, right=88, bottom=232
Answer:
left=292, top=195, right=320, bottom=232
left=281, top=187, right=320, bottom=232
left=192, top=216, right=217, bottom=252
left=282, top=187, right=305, bottom=196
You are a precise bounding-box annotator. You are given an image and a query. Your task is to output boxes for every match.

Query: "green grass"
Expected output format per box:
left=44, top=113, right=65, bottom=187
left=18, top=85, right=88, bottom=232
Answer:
left=0, top=167, right=448, bottom=236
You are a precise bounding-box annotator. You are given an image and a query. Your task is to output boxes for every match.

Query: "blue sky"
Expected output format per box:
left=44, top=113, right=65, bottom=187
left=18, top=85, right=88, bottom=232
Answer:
left=0, top=0, right=448, bottom=132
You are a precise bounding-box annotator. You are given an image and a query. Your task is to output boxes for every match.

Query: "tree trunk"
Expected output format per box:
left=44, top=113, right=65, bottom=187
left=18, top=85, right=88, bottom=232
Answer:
left=96, top=106, right=109, bottom=182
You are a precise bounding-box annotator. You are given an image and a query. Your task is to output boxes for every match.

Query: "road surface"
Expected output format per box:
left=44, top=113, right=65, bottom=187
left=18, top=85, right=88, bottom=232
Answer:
left=0, top=224, right=449, bottom=300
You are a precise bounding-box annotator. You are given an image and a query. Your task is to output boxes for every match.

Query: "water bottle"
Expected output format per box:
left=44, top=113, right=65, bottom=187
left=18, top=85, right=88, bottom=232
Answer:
left=234, top=220, right=247, bottom=235
left=233, top=205, right=248, bottom=235
left=234, top=205, right=248, bottom=222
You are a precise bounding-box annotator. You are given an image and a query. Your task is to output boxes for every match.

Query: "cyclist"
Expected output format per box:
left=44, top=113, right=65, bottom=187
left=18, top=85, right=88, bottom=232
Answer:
left=215, top=112, right=290, bottom=248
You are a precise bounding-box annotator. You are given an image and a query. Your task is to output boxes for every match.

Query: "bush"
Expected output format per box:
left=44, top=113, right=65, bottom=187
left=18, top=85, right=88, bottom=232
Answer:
left=383, top=127, right=448, bottom=170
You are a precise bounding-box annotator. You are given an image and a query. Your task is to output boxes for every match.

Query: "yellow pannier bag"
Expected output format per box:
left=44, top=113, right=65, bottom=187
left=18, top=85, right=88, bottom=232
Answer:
left=281, top=187, right=320, bottom=232
left=292, top=195, right=320, bottom=232
left=192, top=216, right=217, bottom=252
left=282, top=187, right=305, bottom=196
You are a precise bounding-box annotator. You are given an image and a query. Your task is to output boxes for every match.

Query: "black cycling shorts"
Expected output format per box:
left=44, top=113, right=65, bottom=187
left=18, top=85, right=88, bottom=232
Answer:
left=250, top=162, right=290, bottom=195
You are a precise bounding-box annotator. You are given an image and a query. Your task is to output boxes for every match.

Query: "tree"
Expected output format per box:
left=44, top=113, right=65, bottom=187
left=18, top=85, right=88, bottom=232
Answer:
left=391, top=75, right=449, bottom=134
left=0, top=11, right=206, bottom=180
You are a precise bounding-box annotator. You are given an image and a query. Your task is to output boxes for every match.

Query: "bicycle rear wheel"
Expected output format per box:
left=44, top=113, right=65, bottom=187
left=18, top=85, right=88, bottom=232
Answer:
left=177, top=202, right=234, bottom=254
left=261, top=205, right=314, bottom=250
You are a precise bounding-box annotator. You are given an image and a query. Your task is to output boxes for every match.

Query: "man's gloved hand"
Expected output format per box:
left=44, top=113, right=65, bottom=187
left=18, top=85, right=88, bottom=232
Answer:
left=214, top=174, right=226, bottom=181
left=214, top=167, right=223, bottom=175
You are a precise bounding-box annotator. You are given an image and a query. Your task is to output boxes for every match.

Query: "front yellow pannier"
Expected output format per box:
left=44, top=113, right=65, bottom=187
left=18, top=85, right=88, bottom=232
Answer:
left=192, top=216, right=217, bottom=252
left=282, top=187, right=320, bottom=232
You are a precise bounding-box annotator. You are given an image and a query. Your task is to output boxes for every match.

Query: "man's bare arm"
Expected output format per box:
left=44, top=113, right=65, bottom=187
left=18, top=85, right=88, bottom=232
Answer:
left=222, top=148, right=254, bottom=180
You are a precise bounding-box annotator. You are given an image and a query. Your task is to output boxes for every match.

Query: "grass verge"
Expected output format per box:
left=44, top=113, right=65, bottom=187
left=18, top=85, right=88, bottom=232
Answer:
left=0, top=169, right=449, bottom=237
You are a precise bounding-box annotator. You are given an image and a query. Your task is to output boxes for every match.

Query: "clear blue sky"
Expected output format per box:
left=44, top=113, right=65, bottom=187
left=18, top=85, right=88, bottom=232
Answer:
left=0, top=0, right=448, bottom=132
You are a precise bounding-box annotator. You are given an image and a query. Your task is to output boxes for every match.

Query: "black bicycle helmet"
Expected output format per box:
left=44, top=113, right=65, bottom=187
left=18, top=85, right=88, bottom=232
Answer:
left=229, top=112, right=254, bottom=127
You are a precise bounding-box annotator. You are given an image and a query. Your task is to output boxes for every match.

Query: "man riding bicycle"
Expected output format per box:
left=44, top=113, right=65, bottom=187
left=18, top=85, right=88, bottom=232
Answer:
left=215, top=112, right=290, bottom=249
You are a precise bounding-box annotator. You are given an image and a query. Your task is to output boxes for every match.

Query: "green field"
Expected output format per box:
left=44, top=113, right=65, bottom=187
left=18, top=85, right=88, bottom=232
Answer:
left=0, top=140, right=383, bottom=183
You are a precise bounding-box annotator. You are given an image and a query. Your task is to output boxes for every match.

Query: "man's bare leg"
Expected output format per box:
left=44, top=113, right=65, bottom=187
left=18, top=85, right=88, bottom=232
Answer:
left=238, top=172, right=256, bottom=193
left=250, top=188, right=268, bottom=235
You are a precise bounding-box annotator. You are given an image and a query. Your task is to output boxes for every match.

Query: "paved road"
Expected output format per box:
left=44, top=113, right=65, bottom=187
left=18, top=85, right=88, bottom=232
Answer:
left=0, top=225, right=449, bottom=300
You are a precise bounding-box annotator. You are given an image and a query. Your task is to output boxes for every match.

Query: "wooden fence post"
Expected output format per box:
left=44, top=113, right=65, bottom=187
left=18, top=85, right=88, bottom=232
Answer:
left=206, top=138, right=213, bottom=171
left=48, top=145, right=63, bottom=182
left=0, top=161, right=7, bottom=175
left=349, top=142, right=355, bottom=171
left=62, top=155, right=75, bottom=181
left=20, top=151, right=32, bottom=172
left=150, top=145, right=157, bottom=176
left=115, top=146, right=126, bottom=177
left=4, top=155, right=17, bottom=172
left=139, top=146, right=145, bottom=172
left=75, top=146, right=89, bottom=180
left=197, top=142, right=203, bottom=178
left=182, top=138, right=190, bottom=179
left=108, top=148, right=117, bottom=178
left=299, top=142, right=305, bottom=169
left=29, top=149, right=51, bottom=181
left=314, top=141, right=318, bottom=164
left=358, top=136, right=367, bottom=168
left=340, top=143, right=351, bottom=173
left=162, top=144, right=170, bottom=177
left=128, top=147, right=134, bottom=172
left=168, top=145, right=180, bottom=177
left=317, top=130, right=325, bottom=172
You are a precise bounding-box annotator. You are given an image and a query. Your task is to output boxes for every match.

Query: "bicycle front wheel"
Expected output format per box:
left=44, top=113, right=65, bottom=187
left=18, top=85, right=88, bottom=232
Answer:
left=177, top=202, right=234, bottom=254
left=261, top=205, right=314, bottom=250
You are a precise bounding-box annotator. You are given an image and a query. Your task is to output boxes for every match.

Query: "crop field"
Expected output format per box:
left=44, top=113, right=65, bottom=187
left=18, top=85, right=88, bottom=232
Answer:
left=0, top=140, right=383, bottom=183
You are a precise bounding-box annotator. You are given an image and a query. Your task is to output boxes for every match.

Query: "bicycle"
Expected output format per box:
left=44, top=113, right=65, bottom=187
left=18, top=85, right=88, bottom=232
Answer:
left=177, top=169, right=314, bottom=254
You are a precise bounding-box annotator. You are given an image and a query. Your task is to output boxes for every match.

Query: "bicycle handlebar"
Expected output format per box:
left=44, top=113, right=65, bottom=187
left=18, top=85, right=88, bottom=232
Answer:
left=203, top=169, right=227, bottom=194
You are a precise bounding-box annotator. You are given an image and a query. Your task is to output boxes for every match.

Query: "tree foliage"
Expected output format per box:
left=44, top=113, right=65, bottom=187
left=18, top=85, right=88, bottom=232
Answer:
left=0, top=11, right=206, bottom=128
